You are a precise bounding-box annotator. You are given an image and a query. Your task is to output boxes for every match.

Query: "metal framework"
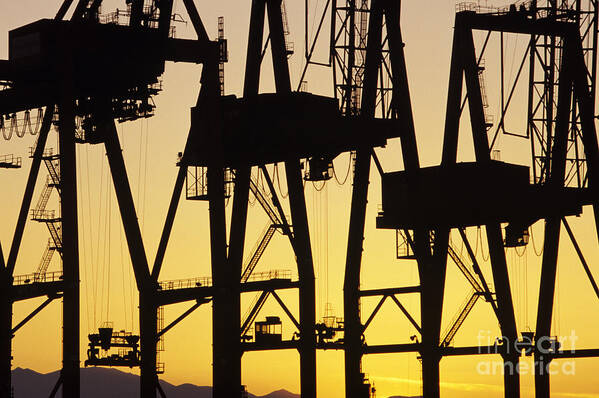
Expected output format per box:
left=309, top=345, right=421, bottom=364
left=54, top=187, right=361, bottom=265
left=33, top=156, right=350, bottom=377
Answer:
left=374, top=3, right=599, bottom=398
left=0, top=0, right=216, bottom=397
left=2, top=1, right=599, bottom=398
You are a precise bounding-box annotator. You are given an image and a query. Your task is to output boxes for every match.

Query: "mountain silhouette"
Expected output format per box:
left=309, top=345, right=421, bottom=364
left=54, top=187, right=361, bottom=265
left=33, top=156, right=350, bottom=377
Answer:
left=11, top=367, right=299, bottom=398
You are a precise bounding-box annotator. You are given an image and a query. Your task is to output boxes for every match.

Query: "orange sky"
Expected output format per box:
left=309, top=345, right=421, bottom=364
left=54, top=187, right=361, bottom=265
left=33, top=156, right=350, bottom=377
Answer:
left=2, top=1, right=599, bottom=397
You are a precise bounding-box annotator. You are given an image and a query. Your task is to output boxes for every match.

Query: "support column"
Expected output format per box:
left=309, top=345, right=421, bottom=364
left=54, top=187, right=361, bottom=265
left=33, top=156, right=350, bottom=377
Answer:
left=266, top=0, right=316, bottom=395
left=139, top=294, right=158, bottom=398
left=417, top=228, right=448, bottom=398
left=460, top=19, right=520, bottom=397
left=209, top=162, right=236, bottom=398
left=285, top=160, right=316, bottom=398
left=226, top=166, right=251, bottom=394
left=534, top=35, right=574, bottom=398
left=0, top=271, right=12, bottom=398
left=487, top=223, right=520, bottom=398
left=197, top=42, right=237, bottom=397
left=343, top=149, right=370, bottom=398
left=58, top=95, right=80, bottom=398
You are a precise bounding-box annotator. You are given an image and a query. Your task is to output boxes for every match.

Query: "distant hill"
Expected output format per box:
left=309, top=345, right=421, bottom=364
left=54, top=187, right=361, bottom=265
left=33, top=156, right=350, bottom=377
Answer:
left=11, top=367, right=299, bottom=398
left=387, top=396, right=421, bottom=398
left=387, top=396, right=422, bottom=398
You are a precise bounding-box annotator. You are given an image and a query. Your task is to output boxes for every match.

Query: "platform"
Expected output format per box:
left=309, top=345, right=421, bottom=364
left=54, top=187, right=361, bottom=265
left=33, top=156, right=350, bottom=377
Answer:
left=11, top=271, right=64, bottom=302
left=376, top=161, right=592, bottom=230
left=0, top=18, right=210, bottom=115
left=186, top=92, right=400, bottom=167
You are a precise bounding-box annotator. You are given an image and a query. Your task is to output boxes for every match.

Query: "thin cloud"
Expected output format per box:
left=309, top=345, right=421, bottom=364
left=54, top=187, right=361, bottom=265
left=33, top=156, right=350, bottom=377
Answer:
left=373, top=376, right=599, bottom=398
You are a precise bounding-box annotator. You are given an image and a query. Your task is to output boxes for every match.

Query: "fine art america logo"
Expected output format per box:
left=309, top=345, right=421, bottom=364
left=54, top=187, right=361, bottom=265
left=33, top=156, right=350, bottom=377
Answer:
left=475, top=330, right=578, bottom=376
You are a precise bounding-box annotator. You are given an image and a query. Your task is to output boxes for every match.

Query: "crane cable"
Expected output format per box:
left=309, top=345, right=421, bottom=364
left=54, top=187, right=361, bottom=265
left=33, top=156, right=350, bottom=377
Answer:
left=78, top=144, right=92, bottom=333
left=311, top=177, right=329, bottom=318
left=93, top=148, right=106, bottom=328
left=530, top=225, right=544, bottom=256
left=1, top=109, right=42, bottom=140
left=479, top=227, right=490, bottom=262
left=332, top=151, right=353, bottom=186
left=104, top=174, right=113, bottom=324
left=274, top=163, right=289, bottom=198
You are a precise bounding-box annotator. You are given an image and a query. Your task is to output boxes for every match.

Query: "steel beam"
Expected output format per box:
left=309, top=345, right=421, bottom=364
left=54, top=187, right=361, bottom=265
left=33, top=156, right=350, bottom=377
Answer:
left=266, top=0, right=317, bottom=395
left=562, top=219, right=599, bottom=300
left=129, top=0, right=144, bottom=27
left=359, top=286, right=420, bottom=297
left=58, top=87, right=80, bottom=398
left=223, top=166, right=250, bottom=396
left=363, top=343, right=420, bottom=355
left=385, top=0, right=419, bottom=170
left=104, top=120, right=156, bottom=397
left=55, top=0, right=74, bottom=20
left=442, top=18, right=465, bottom=165
left=156, top=302, right=202, bottom=340
left=534, top=35, right=574, bottom=398
left=181, top=0, right=210, bottom=42
left=0, top=273, right=11, bottom=398
left=104, top=122, right=152, bottom=291
left=151, top=166, right=186, bottom=281
left=343, top=0, right=382, bottom=394
left=139, top=295, right=158, bottom=398
left=157, top=0, right=174, bottom=40
left=460, top=21, right=520, bottom=397
left=285, top=159, right=316, bottom=398
left=11, top=295, right=58, bottom=334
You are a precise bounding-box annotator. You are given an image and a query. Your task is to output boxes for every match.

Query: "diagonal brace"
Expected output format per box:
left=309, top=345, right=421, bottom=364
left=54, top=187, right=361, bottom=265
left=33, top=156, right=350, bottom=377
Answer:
left=362, top=295, right=388, bottom=332
left=563, top=218, right=599, bottom=300
left=12, top=294, right=61, bottom=335
left=157, top=301, right=206, bottom=340
left=389, top=294, right=421, bottom=334
left=271, top=290, right=300, bottom=331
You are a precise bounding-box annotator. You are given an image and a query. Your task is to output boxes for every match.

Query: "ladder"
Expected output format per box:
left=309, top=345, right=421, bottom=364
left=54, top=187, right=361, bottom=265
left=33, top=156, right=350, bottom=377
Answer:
left=477, top=59, right=494, bottom=129
left=441, top=290, right=480, bottom=347
left=34, top=177, right=54, bottom=213
left=447, top=244, right=483, bottom=293
left=47, top=221, right=63, bottom=251
left=241, top=223, right=278, bottom=282
left=31, top=154, right=63, bottom=279
left=43, top=157, right=61, bottom=188
left=280, top=1, right=294, bottom=56
left=248, top=173, right=282, bottom=225
left=156, top=306, right=165, bottom=374
left=34, top=239, right=56, bottom=281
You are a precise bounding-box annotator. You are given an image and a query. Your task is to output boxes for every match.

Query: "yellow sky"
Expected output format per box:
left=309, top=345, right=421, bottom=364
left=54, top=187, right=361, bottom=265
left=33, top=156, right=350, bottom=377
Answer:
left=1, top=1, right=599, bottom=397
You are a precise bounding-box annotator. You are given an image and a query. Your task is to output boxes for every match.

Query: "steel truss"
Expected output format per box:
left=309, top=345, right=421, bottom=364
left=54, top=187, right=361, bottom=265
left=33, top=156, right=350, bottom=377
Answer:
left=375, top=4, right=599, bottom=398
left=0, top=0, right=215, bottom=397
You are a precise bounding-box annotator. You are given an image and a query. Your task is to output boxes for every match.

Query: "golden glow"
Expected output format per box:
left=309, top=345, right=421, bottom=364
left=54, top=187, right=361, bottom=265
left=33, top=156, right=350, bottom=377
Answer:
left=1, top=1, right=599, bottom=397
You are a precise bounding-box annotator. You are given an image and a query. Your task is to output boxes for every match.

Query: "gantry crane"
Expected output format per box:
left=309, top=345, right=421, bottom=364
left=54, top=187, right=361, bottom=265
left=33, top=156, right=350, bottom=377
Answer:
left=0, top=0, right=217, bottom=396
left=375, top=2, right=599, bottom=398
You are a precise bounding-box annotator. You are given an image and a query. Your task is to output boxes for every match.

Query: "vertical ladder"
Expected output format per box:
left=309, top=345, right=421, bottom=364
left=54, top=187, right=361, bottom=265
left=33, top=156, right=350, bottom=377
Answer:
left=218, top=16, right=227, bottom=96
left=156, top=306, right=165, bottom=374
left=280, top=1, right=294, bottom=56
left=477, top=59, right=494, bottom=129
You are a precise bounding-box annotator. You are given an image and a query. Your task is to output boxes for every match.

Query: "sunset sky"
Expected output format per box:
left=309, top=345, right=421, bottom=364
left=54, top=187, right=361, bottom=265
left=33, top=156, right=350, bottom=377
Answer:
left=1, top=1, right=599, bottom=397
